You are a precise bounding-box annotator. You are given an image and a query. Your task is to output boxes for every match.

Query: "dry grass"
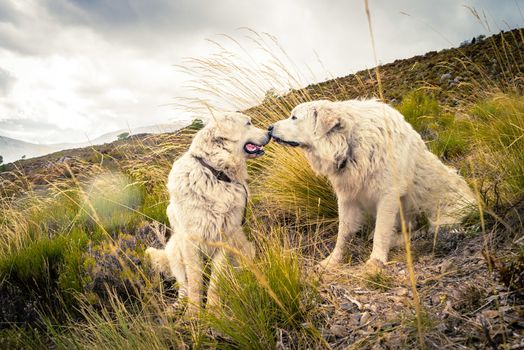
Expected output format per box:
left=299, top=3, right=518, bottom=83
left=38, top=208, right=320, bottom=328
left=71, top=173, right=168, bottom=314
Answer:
left=0, top=17, right=523, bottom=350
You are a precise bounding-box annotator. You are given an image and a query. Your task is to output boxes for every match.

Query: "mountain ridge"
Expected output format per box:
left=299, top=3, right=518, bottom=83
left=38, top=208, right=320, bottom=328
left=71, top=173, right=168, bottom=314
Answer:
left=0, top=121, right=190, bottom=163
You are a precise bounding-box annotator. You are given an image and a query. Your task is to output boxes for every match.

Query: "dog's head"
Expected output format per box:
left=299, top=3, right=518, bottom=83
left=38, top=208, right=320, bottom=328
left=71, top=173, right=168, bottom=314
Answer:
left=195, top=112, right=270, bottom=159
left=269, top=100, right=344, bottom=149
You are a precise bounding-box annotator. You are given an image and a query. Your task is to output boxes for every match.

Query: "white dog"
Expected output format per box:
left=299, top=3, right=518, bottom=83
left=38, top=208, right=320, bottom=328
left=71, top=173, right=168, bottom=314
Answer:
left=146, top=112, right=270, bottom=314
left=269, top=99, right=476, bottom=267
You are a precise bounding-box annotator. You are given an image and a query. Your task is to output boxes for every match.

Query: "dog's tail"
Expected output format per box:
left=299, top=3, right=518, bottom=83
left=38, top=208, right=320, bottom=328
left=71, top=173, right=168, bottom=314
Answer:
left=145, top=247, right=171, bottom=275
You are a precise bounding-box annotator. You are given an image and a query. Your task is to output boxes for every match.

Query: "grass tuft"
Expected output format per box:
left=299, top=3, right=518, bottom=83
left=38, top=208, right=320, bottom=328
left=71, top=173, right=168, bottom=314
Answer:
left=205, top=226, right=324, bottom=349
left=363, top=269, right=394, bottom=292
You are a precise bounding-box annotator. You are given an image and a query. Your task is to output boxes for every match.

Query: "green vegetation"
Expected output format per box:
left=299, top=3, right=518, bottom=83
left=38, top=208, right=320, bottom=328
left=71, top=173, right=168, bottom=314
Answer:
left=206, top=230, right=323, bottom=349
left=363, top=269, right=394, bottom=292
left=468, top=94, right=524, bottom=204
left=397, top=91, right=471, bottom=160
left=188, top=118, right=205, bottom=131
left=0, top=29, right=523, bottom=349
left=117, top=132, right=130, bottom=141
left=0, top=235, right=68, bottom=285
left=254, top=147, right=338, bottom=224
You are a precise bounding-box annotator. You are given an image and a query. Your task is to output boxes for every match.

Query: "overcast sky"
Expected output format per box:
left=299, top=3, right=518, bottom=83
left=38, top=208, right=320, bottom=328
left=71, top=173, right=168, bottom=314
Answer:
left=0, top=0, right=522, bottom=144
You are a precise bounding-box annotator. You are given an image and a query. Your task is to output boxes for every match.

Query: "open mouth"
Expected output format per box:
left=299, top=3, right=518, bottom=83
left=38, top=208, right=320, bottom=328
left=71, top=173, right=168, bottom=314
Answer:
left=244, top=142, right=265, bottom=158
left=271, top=136, right=300, bottom=147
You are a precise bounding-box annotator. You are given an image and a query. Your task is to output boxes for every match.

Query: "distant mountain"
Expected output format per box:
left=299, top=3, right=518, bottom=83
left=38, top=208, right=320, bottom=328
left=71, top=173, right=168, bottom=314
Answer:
left=0, top=136, right=63, bottom=164
left=84, top=123, right=190, bottom=146
left=0, top=122, right=189, bottom=164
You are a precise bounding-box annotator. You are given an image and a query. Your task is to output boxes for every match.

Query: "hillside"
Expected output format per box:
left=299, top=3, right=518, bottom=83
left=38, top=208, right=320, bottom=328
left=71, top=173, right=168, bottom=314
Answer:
left=247, top=29, right=523, bottom=117
left=0, top=29, right=523, bottom=349
left=0, top=121, right=189, bottom=164
left=0, top=136, right=67, bottom=164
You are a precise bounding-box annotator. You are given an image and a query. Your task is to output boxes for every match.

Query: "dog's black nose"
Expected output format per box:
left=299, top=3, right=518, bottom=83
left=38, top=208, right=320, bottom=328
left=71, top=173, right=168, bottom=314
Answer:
left=268, top=125, right=274, bottom=133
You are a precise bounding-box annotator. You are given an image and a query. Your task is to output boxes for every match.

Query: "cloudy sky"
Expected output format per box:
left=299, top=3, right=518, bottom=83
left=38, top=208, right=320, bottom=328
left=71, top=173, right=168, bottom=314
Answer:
left=0, top=0, right=522, bottom=144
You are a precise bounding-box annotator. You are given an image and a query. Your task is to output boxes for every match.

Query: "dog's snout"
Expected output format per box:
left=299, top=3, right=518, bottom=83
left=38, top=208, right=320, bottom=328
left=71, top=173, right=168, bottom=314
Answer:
left=268, top=125, right=274, bottom=134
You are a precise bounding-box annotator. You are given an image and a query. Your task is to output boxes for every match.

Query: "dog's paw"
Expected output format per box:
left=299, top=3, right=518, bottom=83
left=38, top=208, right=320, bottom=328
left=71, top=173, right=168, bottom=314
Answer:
left=145, top=247, right=170, bottom=274
left=317, top=256, right=341, bottom=270
left=365, top=258, right=385, bottom=272
left=145, top=246, right=155, bottom=258
left=163, top=298, right=187, bottom=318
left=183, top=303, right=200, bottom=318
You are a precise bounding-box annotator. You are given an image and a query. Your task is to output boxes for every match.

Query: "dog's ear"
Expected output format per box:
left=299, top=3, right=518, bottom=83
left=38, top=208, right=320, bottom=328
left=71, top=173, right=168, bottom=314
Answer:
left=210, top=115, right=238, bottom=142
left=212, top=126, right=231, bottom=143
left=313, top=105, right=343, bottom=137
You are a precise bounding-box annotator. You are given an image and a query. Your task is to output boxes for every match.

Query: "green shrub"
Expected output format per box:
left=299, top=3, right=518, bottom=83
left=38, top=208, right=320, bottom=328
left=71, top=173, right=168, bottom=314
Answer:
left=188, top=118, right=205, bottom=131
left=397, top=91, right=441, bottom=134
left=429, top=116, right=471, bottom=159
left=58, top=228, right=91, bottom=295
left=469, top=94, right=524, bottom=203
left=206, top=231, right=323, bottom=349
left=397, top=91, right=471, bottom=159
left=0, top=227, right=91, bottom=314
left=34, top=293, right=193, bottom=350
left=253, top=146, right=338, bottom=225
left=139, top=187, right=169, bottom=225
left=82, top=234, right=158, bottom=308
left=0, top=235, right=68, bottom=285
left=117, top=132, right=130, bottom=141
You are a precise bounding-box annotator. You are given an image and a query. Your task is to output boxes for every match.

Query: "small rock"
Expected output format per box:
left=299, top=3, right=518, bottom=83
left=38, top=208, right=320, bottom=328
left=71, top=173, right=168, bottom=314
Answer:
left=451, top=289, right=461, bottom=300
left=437, top=323, right=448, bottom=332
left=440, top=260, right=454, bottom=273
left=392, top=287, right=409, bottom=297
left=330, top=325, right=347, bottom=338
left=431, top=293, right=445, bottom=305
left=440, top=72, right=452, bottom=82
left=340, top=302, right=355, bottom=311
left=371, top=343, right=386, bottom=350
left=360, top=311, right=372, bottom=326
left=349, top=313, right=361, bottom=325
left=344, top=295, right=363, bottom=310
left=481, top=310, right=499, bottom=319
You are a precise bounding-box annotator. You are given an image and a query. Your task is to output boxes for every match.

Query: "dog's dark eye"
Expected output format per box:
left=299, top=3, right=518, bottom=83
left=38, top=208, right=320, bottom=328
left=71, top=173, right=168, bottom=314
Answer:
left=291, top=115, right=297, bottom=120
left=246, top=121, right=252, bottom=126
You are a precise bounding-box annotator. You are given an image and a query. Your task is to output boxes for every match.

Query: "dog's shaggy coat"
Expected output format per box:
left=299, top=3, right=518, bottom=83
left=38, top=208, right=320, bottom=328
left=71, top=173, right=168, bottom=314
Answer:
left=270, top=99, right=476, bottom=266
left=146, top=112, right=269, bottom=314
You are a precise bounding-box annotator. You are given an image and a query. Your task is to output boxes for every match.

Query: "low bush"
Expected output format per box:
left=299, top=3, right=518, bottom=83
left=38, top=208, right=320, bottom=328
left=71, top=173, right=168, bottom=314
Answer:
left=206, top=227, right=324, bottom=349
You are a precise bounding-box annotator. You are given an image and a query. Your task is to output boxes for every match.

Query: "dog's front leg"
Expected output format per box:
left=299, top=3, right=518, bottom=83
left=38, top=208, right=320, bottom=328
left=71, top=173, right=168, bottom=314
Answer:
left=367, top=195, right=399, bottom=265
left=206, top=249, right=227, bottom=309
left=182, top=244, right=203, bottom=316
left=229, top=230, right=256, bottom=263
left=319, top=198, right=362, bottom=269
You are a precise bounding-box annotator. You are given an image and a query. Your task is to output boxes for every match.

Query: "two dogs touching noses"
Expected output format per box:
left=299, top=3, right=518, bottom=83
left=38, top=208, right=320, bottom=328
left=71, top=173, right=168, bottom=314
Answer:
left=146, top=99, right=475, bottom=315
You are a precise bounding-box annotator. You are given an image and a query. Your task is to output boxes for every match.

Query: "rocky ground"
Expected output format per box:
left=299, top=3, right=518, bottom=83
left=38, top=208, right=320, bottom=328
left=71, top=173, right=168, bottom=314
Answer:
left=315, top=230, right=523, bottom=349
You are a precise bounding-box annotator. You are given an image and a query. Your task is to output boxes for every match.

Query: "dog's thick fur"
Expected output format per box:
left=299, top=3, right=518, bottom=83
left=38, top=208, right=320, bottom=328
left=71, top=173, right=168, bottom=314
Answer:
left=270, top=99, right=476, bottom=266
left=146, top=112, right=269, bottom=314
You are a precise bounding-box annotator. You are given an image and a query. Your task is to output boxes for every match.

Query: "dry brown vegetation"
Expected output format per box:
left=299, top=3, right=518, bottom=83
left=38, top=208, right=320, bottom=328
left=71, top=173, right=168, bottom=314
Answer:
left=0, top=28, right=523, bottom=349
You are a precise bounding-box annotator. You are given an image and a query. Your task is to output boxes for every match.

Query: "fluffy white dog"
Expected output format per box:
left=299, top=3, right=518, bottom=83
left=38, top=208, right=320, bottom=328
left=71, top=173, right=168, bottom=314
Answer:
left=146, top=112, right=270, bottom=314
left=269, top=99, right=476, bottom=267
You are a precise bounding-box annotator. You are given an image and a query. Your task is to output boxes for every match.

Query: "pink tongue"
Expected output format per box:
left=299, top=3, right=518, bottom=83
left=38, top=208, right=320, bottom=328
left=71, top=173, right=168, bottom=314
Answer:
left=246, top=144, right=258, bottom=152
